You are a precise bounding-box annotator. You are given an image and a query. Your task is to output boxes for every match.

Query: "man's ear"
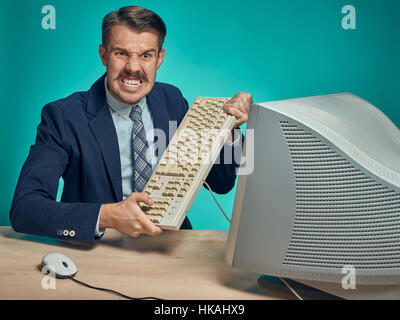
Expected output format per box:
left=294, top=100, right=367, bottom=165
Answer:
left=99, top=44, right=107, bottom=67
left=156, top=48, right=166, bottom=70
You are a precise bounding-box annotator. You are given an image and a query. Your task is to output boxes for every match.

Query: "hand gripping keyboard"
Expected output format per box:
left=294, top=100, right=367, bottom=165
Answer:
left=141, top=97, right=237, bottom=230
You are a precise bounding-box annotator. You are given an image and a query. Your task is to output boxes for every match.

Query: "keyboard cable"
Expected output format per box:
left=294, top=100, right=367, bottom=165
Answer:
left=203, top=181, right=231, bottom=223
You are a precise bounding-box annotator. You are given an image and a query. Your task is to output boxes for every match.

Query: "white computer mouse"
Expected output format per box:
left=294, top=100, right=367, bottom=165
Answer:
left=41, top=252, right=77, bottom=278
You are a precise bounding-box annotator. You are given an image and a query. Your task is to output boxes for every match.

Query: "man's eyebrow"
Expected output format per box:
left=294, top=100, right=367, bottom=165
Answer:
left=142, top=49, right=156, bottom=54
left=111, top=47, right=128, bottom=52
left=111, top=47, right=157, bottom=54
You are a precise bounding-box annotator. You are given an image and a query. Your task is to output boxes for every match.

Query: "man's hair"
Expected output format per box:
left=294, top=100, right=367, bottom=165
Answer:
left=102, top=6, right=167, bottom=50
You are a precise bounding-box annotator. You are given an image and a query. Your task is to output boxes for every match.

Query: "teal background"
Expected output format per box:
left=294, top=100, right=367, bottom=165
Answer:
left=1, top=0, right=399, bottom=230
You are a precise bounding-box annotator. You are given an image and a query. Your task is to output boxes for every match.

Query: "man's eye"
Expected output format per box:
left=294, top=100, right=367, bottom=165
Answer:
left=143, top=54, right=151, bottom=59
left=116, top=52, right=126, bottom=56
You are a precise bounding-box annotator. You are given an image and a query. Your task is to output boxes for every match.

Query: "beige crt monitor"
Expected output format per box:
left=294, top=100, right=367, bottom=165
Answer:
left=226, top=93, right=400, bottom=299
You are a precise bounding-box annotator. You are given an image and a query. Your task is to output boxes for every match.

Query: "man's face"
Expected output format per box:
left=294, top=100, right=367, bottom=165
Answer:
left=99, top=24, right=165, bottom=105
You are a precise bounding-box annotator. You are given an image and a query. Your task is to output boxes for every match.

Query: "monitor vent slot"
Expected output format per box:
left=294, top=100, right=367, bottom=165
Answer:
left=280, top=121, right=400, bottom=270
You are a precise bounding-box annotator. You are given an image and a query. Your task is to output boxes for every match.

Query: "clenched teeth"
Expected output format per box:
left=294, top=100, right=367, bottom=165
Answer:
left=122, top=78, right=142, bottom=86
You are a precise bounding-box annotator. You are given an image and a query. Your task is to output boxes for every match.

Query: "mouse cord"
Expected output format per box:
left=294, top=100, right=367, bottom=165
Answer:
left=204, top=181, right=304, bottom=301
left=67, top=275, right=162, bottom=300
left=61, top=249, right=162, bottom=300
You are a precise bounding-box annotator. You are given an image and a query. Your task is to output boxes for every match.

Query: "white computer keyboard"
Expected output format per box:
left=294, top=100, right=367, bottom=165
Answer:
left=141, top=97, right=237, bottom=230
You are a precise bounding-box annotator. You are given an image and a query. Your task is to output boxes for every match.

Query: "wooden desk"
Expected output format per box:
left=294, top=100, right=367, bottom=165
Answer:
left=0, top=227, right=291, bottom=300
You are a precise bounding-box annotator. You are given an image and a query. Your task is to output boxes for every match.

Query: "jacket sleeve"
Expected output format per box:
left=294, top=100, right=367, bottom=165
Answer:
left=9, top=103, right=103, bottom=242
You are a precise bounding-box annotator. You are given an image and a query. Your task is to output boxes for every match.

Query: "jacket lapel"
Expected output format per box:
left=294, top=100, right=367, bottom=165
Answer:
left=86, top=74, right=123, bottom=201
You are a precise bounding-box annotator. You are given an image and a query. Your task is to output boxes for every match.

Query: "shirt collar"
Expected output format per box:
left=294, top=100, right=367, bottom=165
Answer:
left=104, top=76, right=147, bottom=119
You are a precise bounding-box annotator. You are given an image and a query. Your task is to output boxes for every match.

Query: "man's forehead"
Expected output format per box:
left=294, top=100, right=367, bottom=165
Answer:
left=107, top=25, right=160, bottom=52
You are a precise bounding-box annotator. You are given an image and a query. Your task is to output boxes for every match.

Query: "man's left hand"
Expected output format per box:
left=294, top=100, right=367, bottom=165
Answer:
left=223, top=91, right=253, bottom=129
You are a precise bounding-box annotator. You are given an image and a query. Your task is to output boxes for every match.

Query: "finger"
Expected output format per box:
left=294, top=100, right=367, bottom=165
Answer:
left=150, top=226, right=163, bottom=236
left=129, top=192, right=154, bottom=206
left=234, top=113, right=248, bottom=128
left=137, top=211, right=163, bottom=235
left=130, top=231, right=141, bottom=238
left=226, top=107, right=247, bottom=123
left=224, top=105, right=239, bottom=118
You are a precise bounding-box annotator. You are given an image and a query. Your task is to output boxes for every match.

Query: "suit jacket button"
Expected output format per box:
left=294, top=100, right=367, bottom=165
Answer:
left=57, top=229, right=63, bottom=236
left=69, top=230, right=76, bottom=237
left=63, top=229, right=69, bottom=236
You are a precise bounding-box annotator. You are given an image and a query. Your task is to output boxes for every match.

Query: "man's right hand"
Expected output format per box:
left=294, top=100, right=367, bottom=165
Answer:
left=99, top=192, right=163, bottom=237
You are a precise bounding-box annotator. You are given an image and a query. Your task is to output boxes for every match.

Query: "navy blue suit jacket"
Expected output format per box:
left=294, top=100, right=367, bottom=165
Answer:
left=10, top=74, right=239, bottom=241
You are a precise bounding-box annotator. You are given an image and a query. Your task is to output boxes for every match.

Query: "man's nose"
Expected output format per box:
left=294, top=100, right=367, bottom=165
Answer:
left=125, top=56, right=141, bottom=74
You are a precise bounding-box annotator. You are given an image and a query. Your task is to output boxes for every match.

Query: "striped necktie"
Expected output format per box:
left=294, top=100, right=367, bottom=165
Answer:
left=129, top=105, right=153, bottom=192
